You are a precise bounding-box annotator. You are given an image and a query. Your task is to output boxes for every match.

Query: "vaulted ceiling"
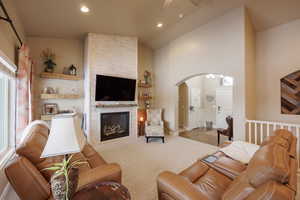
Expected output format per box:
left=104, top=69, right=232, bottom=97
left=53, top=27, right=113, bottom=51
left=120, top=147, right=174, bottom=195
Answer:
left=11, top=0, right=300, bottom=49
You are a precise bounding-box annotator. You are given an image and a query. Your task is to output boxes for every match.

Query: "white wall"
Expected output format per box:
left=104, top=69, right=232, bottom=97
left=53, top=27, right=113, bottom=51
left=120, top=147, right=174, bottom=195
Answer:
left=256, top=19, right=300, bottom=124
left=0, top=0, right=25, bottom=61
left=153, top=7, right=247, bottom=140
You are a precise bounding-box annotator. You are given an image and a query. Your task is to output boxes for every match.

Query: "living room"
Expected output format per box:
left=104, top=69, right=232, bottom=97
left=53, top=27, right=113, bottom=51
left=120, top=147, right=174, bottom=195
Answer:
left=0, top=0, right=299, bottom=199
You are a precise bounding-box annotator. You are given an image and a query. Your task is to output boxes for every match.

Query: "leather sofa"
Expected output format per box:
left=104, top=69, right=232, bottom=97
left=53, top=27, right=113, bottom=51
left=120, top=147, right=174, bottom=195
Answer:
left=157, top=129, right=298, bottom=200
left=5, top=123, right=122, bottom=200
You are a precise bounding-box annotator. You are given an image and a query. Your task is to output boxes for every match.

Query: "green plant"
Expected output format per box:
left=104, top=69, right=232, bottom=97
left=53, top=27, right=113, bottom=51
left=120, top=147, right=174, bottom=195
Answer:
left=41, top=48, right=56, bottom=69
left=43, top=155, right=87, bottom=200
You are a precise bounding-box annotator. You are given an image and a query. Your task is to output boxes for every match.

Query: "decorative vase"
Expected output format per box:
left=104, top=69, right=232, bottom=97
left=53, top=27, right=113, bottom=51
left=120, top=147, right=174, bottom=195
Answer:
left=50, top=168, right=79, bottom=200
left=44, top=59, right=56, bottom=73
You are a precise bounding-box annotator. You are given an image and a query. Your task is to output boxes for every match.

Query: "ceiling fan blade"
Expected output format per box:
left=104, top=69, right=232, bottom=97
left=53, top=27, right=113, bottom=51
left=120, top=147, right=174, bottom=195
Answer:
left=163, top=0, right=174, bottom=8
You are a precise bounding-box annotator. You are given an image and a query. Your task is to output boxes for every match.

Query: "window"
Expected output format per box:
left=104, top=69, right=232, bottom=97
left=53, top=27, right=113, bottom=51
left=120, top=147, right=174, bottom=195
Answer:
left=0, top=69, right=12, bottom=154
left=0, top=53, right=16, bottom=157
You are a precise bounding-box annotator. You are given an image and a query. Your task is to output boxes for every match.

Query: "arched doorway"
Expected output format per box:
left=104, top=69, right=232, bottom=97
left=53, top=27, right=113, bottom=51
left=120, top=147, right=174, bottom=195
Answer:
left=177, top=73, right=234, bottom=146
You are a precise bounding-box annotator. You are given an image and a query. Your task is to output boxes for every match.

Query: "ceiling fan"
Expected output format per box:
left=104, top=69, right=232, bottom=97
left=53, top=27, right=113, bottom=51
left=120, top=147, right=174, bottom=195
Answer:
left=163, top=0, right=207, bottom=8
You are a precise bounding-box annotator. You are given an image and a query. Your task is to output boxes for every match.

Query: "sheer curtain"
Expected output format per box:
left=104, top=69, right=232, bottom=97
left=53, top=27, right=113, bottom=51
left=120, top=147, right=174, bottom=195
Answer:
left=16, top=44, right=33, bottom=144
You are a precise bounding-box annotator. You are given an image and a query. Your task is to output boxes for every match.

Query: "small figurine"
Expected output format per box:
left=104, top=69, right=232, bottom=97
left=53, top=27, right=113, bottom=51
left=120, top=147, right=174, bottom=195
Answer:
left=69, top=64, right=77, bottom=76
left=144, top=70, right=151, bottom=85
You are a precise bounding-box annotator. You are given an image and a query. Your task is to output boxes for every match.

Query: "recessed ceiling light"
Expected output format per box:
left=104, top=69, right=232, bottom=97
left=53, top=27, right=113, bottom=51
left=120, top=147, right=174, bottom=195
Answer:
left=179, top=14, right=184, bottom=19
left=80, top=6, right=90, bottom=13
left=157, top=23, right=163, bottom=28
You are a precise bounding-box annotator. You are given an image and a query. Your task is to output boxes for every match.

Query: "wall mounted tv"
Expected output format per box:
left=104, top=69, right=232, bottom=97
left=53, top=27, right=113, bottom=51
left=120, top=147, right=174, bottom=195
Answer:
left=95, top=75, right=136, bottom=101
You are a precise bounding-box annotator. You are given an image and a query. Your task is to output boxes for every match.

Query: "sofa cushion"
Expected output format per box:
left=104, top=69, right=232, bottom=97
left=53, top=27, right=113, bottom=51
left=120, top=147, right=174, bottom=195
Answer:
left=179, top=160, right=209, bottom=182
left=194, top=168, right=232, bottom=200
left=222, top=172, right=255, bottom=200
left=247, top=144, right=290, bottom=187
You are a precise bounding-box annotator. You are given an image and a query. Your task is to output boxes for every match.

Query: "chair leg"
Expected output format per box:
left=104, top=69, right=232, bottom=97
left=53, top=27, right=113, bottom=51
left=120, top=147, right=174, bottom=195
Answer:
left=162, top=137, right=165, bottom=143
left=217, top=133, right=220, bottom=146
left=229, top=136, right=232, bottom=141
left=146, top=137, right=149, bottom=143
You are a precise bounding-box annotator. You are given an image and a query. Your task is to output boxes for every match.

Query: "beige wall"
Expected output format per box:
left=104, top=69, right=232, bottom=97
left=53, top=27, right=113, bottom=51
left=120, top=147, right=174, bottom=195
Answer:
left=256, top=19, right=300, bottom=124
left=0, top=0, right=25, bottom=61
left=245, top=9, right=256, bottom=120
left=153, top=8, right=247, bottom=140
left=27, top=37, right=84, bottom=120
left=137, top=43, right=154, bottom=108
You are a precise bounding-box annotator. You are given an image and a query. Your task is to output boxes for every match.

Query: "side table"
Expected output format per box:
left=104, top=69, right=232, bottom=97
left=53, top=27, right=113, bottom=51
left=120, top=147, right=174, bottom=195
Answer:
left=73, top=181, right=131, bottom=200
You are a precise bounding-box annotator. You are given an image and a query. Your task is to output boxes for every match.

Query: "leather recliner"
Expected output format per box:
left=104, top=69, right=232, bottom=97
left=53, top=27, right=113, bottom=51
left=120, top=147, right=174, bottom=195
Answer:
left=5, top=123, right=122, bottom=200
left=157, top=129, right=298, bottom=200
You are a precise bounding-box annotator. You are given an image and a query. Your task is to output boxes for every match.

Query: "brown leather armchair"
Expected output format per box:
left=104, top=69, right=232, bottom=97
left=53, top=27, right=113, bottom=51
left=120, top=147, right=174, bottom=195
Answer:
left=5, top=123, right=122, bottom=200
left=157, top=129, right=298, bottom=200
left=217, top=116, right=233, bottom=145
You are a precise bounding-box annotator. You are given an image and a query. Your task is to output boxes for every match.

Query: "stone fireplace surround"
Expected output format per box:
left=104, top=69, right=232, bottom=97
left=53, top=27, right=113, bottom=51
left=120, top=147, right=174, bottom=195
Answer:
left=100, top=111, right=130, bottom=141
left=96, top=107, right=138, bottom=144
left=84, top=33, right=138, bottom=145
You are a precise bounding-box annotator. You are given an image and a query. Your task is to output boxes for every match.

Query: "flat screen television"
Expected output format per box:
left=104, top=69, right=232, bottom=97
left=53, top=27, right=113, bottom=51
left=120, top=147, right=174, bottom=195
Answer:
left=95, top=75, right=136, bottom=101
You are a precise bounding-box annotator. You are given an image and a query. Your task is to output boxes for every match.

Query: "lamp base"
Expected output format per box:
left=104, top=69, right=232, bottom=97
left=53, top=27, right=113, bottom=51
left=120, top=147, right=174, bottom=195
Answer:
left=51, top=168, right=79, bottom=200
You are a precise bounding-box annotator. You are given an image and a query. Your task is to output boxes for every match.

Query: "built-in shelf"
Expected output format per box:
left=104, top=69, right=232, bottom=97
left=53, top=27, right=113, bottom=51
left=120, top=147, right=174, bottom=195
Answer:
left=40, top=93, right=81, bottom=99
left=40, top=72, right=81, bottom=80
left=138, top=96, right=152, bottom=100
left=95, top=104, right=138, bottom=108
left=40, top=114, right=55, bottom=121
left=138, top=83, right=152, bottom=88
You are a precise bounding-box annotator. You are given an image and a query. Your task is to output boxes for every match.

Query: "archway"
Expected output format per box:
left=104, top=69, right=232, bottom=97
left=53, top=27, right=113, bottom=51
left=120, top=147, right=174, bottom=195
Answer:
left=177, top=73, right=234, bottom=146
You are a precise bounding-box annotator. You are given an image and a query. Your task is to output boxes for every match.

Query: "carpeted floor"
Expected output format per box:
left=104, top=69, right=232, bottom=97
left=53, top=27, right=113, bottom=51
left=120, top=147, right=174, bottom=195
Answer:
left=96, top=136, right=219, bottom=200
left=179, top=128, right=229, bottom=146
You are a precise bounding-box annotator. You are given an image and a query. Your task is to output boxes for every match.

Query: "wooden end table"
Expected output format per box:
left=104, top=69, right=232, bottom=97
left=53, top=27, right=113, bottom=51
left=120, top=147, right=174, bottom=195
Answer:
left=73, top=181, right=131, bottom=200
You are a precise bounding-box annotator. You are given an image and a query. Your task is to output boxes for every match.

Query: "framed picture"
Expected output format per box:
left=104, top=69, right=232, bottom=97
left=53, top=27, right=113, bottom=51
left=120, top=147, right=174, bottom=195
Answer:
left=281, top=70, right=300, bottom=115
left=44, top=103, right=58, bottom=115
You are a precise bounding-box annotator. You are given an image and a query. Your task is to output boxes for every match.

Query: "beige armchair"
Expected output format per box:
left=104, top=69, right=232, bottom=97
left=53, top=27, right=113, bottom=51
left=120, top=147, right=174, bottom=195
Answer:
left=145, top=109, right=165, bottom=143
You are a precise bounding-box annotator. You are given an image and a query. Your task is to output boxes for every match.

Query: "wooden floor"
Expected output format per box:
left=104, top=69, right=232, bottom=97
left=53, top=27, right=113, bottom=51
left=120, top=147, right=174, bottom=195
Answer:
left=179, top=127, right=229, bottom=146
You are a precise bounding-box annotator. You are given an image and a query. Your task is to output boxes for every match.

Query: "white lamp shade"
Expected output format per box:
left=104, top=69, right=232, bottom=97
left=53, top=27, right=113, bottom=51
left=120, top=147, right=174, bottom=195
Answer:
left=41, top=113, right=86, bottom=158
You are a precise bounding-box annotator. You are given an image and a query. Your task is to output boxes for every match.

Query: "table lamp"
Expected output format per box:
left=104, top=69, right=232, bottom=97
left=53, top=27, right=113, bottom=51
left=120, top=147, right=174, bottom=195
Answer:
left=41, top=113, right=86, bottom=200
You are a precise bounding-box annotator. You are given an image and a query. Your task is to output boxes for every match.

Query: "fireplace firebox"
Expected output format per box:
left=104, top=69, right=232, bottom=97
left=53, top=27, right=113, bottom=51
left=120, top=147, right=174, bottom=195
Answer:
left=100, top=112, right=130, bottom=141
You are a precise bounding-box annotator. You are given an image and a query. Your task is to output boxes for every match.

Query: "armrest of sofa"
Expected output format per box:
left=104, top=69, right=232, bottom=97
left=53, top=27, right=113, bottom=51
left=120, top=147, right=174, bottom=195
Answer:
left=5, top=156, right=51, bottom=200
left=77, top=163, right=121, bottom=191
left=157, top=171, right=209, bottom=200
left=201, top=152, right=246, bottom=180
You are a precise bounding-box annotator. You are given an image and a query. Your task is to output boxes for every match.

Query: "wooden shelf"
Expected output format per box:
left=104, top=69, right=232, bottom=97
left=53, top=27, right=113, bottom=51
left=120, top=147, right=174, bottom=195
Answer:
left=95, top=104, right=138, bottom=108
left=40, top=72, right=81, bottom=80
left=40, top=93, right=81, bottom=99
left=41, top=115, right=55, bottom=121
left=138, top=96, right=152, bottom=100
left=138, top=83, right=152, bottom=88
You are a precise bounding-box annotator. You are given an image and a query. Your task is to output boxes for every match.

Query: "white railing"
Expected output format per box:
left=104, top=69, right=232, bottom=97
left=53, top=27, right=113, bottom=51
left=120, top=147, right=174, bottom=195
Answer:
left=246, top=120, right=300, bottom=171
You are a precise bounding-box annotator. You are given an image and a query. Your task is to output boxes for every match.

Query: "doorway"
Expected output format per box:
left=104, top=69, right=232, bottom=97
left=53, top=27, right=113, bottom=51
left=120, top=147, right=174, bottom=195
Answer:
left=178, top=74, right=233, bottom=146
left=178, top=83, right=188, bottom=130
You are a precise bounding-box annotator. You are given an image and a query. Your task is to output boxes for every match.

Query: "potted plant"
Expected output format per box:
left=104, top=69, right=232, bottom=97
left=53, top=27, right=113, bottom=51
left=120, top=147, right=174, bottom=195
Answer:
left=43, top=155, right=87, bottom=200
left=41, top=48, right=56, bottom=73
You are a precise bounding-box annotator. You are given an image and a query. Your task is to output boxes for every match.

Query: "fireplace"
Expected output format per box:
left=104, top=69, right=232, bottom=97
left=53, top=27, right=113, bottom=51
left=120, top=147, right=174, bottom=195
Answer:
left=100, top=112, right=130, bottom=141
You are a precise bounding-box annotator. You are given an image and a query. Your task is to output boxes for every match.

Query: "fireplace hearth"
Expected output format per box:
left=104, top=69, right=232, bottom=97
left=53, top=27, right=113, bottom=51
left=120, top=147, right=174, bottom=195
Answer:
left=100, top=112, right=130, bottom=141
